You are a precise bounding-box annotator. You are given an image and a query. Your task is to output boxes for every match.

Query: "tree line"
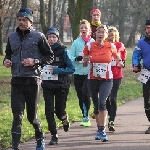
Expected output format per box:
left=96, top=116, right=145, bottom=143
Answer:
left=0, top=0, right=150, bottom=55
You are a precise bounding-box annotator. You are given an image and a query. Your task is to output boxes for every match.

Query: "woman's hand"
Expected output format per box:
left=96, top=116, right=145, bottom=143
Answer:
left=117, top=60, right=124, bottom=68
left=83, top=55, right=91, bottom=62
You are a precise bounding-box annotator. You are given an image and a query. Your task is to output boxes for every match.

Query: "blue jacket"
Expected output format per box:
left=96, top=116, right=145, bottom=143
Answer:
left=53, top=48, right=75, bottom=74
left=69, top=37, right=95, bottom=75
left=132, top=37, right=150, bottom=70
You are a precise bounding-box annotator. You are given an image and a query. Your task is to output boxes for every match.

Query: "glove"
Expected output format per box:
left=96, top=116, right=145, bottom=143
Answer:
left=133, top=64, right=141, bottom=73
left=75, top=56, right=83, bottom=61
left=122, top=60, right=125, bottom=68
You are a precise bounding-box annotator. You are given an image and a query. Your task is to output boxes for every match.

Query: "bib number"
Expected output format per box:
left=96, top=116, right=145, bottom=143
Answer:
left=138, top=69, right=150, bottom=84
left=93, top=63, right=107, bottom=78
left=41, top=65, right=58, bottom=80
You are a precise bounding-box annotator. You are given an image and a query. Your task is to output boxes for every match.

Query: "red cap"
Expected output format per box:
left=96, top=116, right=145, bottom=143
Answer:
left=91, top=8, right=101, bottom=15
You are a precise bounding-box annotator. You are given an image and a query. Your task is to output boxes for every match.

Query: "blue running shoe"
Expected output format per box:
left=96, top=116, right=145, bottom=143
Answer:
left=95, top=131, right=108, bottom=142
left=36, top=138, right=45, bottom=150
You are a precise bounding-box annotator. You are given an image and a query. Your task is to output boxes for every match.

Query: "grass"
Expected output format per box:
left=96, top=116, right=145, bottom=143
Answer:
left=0, top=48, right=142, bottom=149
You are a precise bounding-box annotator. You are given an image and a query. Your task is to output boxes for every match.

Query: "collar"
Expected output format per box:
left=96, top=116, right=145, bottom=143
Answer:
left=16, top=26, right=33, bottom=35
left=91, top=21, right=101, bottom=27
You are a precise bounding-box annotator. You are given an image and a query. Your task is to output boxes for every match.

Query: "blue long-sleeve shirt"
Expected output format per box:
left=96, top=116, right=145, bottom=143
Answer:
left=53, top=49, right=75, bottom=74
left=132, top=37, right=150, bottom=70
left=69, top=37, right=95, bottom=75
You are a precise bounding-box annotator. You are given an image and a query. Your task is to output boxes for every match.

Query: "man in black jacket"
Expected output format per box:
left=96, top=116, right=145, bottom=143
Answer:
left=3, top=8, right=54, bottom=150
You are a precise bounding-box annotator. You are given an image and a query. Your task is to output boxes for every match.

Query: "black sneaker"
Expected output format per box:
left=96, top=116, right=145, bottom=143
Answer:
left=62, top=120, right=70, bottom=132
left=12, top=147, right=19, bottom=150
left=49, top=134, right=58, bottom=145
left=36, top=134, right=45, bottom=150
left=145, top=127, right=150, bottom=134
left=108, top=121, right=115, bottom=132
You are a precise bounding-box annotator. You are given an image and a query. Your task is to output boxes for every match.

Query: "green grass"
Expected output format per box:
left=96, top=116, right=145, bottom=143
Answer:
left=0, top=48, right=142, bottom=149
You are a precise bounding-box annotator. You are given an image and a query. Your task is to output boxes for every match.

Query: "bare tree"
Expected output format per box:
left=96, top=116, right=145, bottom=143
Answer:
left=0, top=0, right=21, bottom=55
left=67, top=0, right=93, bottom=40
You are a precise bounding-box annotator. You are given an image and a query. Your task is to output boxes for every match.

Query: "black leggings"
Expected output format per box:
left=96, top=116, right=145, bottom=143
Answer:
left=74, top=74, right=91, bottom=117
left=106, top=78, right=121, bottom=122
left=143, top=80, right=150, bottom=122
left=11, top=84, right=43, bottom=147
left=43, top=87, right=68, bottom=135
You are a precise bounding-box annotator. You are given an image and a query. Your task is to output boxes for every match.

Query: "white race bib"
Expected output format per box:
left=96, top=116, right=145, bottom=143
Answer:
left=93, top=63, right=107, bottom=78
left=138, top=69, right=150, bottom=84
left=41, top=65, right=58, bottom=80
left=111, top=57, right=116, bottom=66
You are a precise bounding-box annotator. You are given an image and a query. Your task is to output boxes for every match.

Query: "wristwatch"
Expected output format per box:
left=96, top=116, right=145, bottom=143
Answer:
left=34, top=59, right=40, bottom=65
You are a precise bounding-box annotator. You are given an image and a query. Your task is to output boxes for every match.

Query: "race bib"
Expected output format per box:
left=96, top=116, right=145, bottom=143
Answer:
left=111, top=57, right=116, bottom=66
left=41, top=65, right=58, bottom=80
left=138, top=69, right=150, bottom=84
left=93, top=63, right=107, bottom=78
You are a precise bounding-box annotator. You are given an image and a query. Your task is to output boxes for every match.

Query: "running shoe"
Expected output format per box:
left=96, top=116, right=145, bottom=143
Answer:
left=80, top=117, right=91, bottom=127
left=95, top=131, right=108, bottom=142
left=36, top=137, right=45, bottom=150
left=145, top=126, right=150, bottom=134
left=108, top=121, right=115, bottom=132
left=49, top=134, right=58, bottom=145
left=62, top=120, right=70, bottom=132
left=12, top=147, right=19, bottom=150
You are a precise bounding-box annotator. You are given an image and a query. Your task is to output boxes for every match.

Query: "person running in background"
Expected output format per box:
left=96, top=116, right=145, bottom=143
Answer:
left=106, top=26, right=127, bottom=132
left=132, top=19, right=150, bottom=134
left=91, top=8, right=101, bottom=40
left=90, top=8, right=102, bottom=119
left=69, top=19, right=95, bottom=127
left=41, top=27, right=75, bottom=145
left=3, top=8, right=54, bottom=150
left=83, top=24, right=124, bottom=142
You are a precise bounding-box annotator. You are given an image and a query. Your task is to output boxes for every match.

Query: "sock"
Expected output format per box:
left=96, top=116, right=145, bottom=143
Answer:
left=98, top=126, right=105, bottom=132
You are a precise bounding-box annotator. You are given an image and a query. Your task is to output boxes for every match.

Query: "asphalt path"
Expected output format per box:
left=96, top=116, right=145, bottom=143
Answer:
left=7, top=97, right=150, bottom=150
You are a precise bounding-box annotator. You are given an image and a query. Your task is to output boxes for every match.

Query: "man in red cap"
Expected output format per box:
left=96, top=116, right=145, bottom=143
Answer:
left=91, top=8, right=101, bottom=40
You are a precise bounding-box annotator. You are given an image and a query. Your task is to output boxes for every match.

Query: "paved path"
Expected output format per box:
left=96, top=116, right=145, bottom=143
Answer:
left=7, top=97, right=150, bottom=150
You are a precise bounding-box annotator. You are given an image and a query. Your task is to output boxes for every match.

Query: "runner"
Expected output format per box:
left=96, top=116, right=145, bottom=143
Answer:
left=106, top=26, right=127, bottom=132
left=83, top=24, right=124, bottom=141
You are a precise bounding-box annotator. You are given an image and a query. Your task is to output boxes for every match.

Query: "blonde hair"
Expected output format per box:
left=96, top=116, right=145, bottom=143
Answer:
left=79, top=19, right=91, bottom=36
left=108, top=26, right=119, bottom=42
left=96, top=24, right=108, bottom=40
left=96, top=24, right=108, bottom=33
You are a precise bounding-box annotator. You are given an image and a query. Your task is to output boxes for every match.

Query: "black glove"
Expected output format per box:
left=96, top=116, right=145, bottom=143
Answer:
left=133, top=64, right=141, bottom=73
left=122, top=60, right=125, bottom=68
left=75, top=56, right=83, bottom=61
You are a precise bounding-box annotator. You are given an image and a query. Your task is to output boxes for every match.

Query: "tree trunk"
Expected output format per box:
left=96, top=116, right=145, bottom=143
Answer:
left=68, top=0, right=92, bottom=40
left=39, top=0, right=47, bottom=34
left=47, top=0, right=54, bottom=27
left=0, top=0, right=3, bottom=55
left=0, top=17, right=3, bottom=55
left=22, top=0, right=30, bottom=7
left=118, top=0, right=125, bottom=43
left=126, top=12, right=141, bottom=48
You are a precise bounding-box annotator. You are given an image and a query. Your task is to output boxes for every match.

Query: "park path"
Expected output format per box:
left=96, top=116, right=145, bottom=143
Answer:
left=7, top=97, right=150, bottom=150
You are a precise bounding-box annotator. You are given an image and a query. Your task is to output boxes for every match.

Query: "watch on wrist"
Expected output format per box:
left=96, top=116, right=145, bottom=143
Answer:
left=34, top=59, right=40, bottom=65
